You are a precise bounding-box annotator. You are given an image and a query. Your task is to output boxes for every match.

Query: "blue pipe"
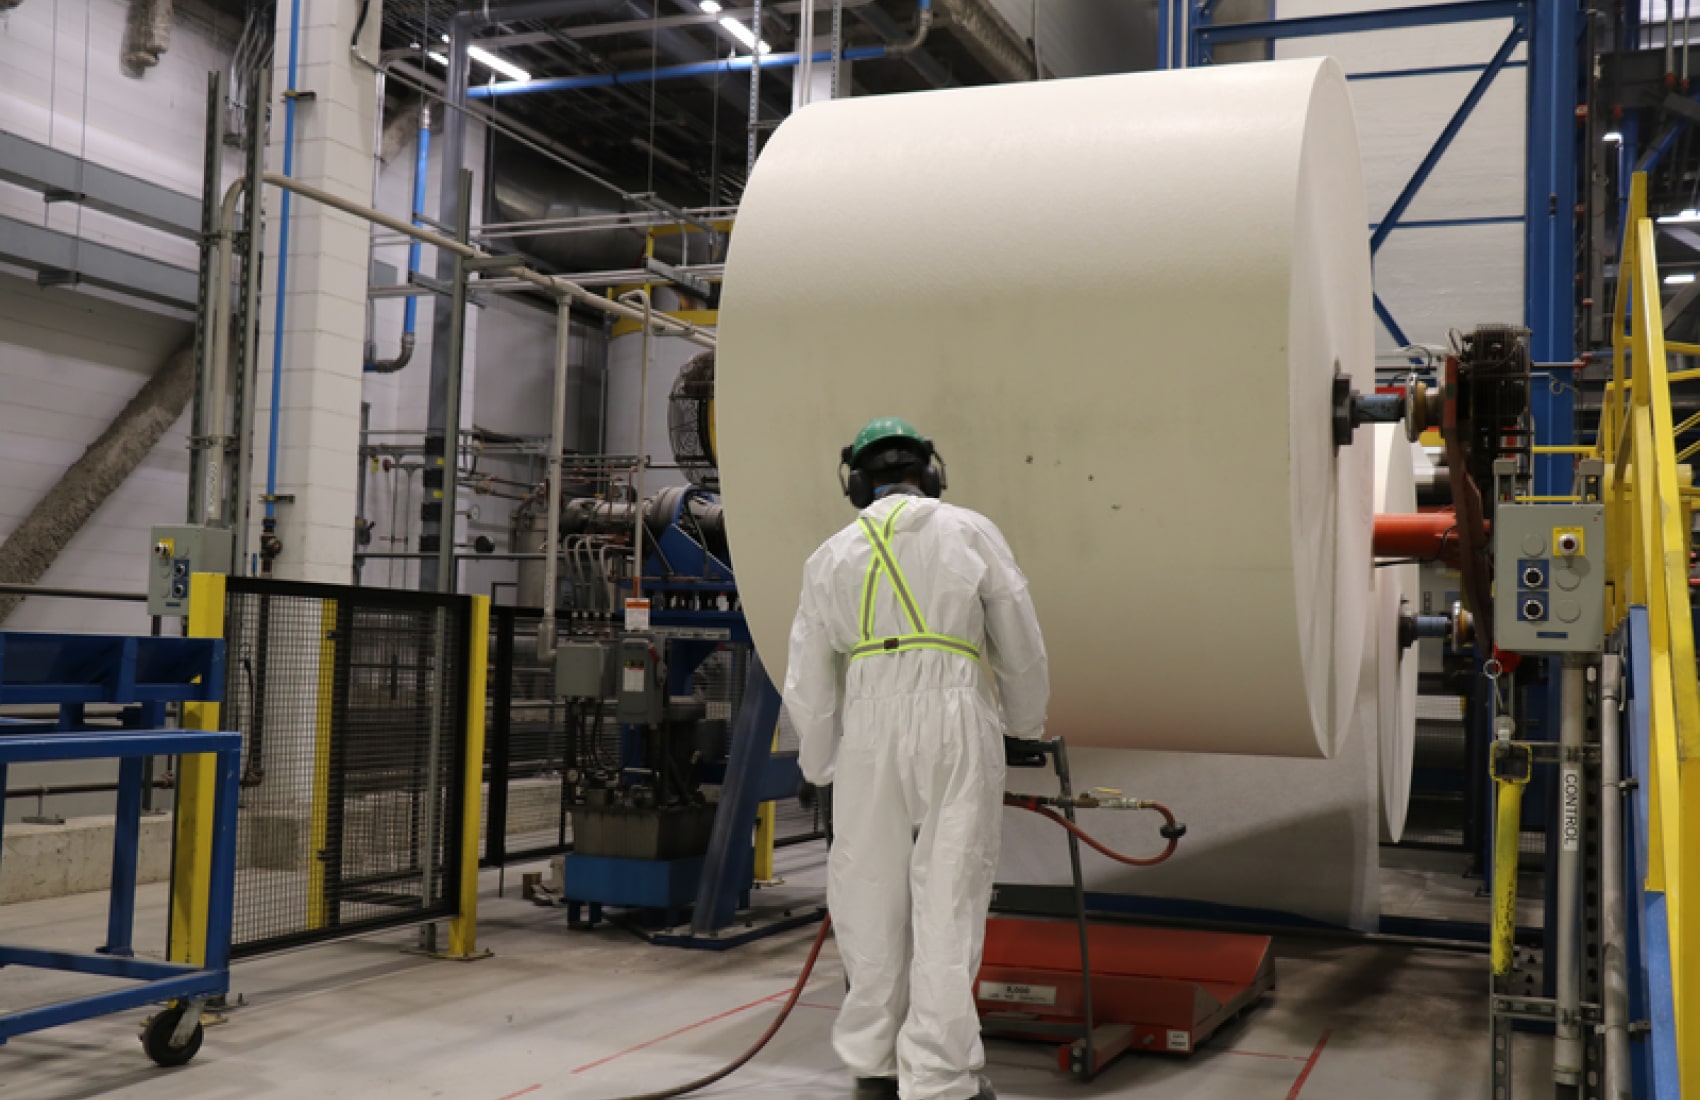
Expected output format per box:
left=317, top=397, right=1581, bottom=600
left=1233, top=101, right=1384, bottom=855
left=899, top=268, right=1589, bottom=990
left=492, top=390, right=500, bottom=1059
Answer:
left=468, top=43, right=889, bottom=99
left=264, top=0, right=303, bottom=533
left=404, top=122, right=430, bottom=338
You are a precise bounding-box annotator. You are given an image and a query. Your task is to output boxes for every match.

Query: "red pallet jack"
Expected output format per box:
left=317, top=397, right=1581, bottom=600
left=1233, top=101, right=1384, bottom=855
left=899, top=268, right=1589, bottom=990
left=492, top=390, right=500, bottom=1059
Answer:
left=977, top=738, right=1276, bottom=1079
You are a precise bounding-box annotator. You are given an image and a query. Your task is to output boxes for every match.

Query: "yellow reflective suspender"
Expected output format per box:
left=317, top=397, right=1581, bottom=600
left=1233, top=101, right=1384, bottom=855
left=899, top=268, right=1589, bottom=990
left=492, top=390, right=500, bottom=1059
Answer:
left=852, top=499, right=981, bottom=663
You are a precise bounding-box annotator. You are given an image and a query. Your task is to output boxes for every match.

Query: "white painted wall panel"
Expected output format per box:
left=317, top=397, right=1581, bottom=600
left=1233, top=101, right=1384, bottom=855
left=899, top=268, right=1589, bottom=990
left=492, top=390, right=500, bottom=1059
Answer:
left=0, top=269, right=190, bottom=634
left=1275, top=0, right=1529, bottom=353
left=0, top=0, right=240, bottom=268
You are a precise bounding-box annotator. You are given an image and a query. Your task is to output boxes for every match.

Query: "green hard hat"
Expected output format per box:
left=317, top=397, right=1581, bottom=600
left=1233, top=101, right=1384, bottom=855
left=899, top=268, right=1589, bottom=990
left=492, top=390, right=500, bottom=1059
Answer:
left=847, top=417, right=929, bottom=467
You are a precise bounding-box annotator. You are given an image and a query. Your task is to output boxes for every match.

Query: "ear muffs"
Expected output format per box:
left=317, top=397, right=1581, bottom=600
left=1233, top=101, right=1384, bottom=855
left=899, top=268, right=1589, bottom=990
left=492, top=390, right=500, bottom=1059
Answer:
left=839, top=442, right=946, bottom=509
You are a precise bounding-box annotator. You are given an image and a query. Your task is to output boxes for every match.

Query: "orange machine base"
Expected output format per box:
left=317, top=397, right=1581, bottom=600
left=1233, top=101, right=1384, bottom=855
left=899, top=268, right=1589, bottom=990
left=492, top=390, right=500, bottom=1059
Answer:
left=975, top=917, right=1276, bottom=1077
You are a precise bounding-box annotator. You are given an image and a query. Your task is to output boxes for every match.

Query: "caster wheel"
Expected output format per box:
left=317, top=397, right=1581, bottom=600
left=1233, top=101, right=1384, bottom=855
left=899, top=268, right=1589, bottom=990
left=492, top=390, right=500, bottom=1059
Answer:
left=142, top=1004, right=204, bottom=1067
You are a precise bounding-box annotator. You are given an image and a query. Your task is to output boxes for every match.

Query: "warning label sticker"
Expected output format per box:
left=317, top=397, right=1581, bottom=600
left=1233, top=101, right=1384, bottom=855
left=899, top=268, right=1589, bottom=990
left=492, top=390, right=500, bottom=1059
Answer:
left=977, top=981, right=1057, bottom=1007
left=1167, top=1029, right=1190, bottom=1052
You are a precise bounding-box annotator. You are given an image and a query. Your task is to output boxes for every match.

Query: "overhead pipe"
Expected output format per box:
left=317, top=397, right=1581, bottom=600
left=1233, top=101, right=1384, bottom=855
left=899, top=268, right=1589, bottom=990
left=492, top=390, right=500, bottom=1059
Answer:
left=256, top=171, right=717, bottom=345
left=536, top=297, right=574, bottom=664
left=261, top=0, right=305, bottom=572
left=366, top=103, right=431, bottom=374
left=469, top=0, right=932, bottom=99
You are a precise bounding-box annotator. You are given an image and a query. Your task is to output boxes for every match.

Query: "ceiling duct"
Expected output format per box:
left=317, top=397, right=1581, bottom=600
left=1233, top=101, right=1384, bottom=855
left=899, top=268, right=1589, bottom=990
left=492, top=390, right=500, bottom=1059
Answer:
left=486, top=134, right=723, bottom=274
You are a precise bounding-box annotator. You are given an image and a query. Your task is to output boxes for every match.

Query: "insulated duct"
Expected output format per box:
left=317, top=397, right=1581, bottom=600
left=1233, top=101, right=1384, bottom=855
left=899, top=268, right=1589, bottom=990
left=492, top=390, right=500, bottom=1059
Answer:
left=487, top=135, right=724, bottom=273
left=0, top=341, right=195, bottom=624
left=935, top=0, right=1033, bottom=82
left=123, top=0, right=174, bottom=72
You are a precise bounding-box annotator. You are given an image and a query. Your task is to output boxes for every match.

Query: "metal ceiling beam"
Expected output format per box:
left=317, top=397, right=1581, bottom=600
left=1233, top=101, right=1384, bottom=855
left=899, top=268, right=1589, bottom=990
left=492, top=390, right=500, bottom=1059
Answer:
left=0, top=216, right=198, bottom=310
left=0, top=130, right=201, bottom=239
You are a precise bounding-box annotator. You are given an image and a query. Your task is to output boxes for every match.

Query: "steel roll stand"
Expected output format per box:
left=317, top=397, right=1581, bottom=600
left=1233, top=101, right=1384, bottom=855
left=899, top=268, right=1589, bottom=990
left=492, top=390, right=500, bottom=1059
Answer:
left=0, top=631, right=240, bottom=1067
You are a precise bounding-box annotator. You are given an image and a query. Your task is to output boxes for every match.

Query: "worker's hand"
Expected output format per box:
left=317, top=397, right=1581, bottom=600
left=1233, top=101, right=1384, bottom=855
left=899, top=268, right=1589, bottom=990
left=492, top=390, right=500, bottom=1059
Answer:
left=798, top=781, right=822, bottom=811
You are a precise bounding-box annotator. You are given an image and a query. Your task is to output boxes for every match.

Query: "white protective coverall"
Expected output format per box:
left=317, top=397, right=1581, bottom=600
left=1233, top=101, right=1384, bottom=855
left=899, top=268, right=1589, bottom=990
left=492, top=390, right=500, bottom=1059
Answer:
left=785, top=490, right=1049, bottom=1100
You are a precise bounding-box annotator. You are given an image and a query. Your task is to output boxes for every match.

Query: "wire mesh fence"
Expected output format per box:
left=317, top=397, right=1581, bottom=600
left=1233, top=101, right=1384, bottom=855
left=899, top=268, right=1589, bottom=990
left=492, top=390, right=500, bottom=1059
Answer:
left=220, top=579, right=470, bottom=957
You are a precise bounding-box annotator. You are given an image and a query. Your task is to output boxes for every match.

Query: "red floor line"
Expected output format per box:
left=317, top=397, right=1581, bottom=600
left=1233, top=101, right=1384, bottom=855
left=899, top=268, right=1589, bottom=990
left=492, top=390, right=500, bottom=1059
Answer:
left=492, top=1086, right=542, bottom=1100
left=1222, top=1049, right=1311, bottom=1062
left=572, top=988, right=793, bottom=1074
left=1285, top=1030, right=1333, bottom=1099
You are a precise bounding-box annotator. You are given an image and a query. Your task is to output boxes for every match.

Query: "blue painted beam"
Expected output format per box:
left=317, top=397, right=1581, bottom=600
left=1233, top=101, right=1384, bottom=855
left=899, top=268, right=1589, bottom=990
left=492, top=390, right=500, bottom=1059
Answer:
left=1371, top=24, right=1525, bottom=257
left=1196, top=0, right=1526, bottom=45
left=1374, top=293, right=1413, bottom=347
left=0, top=971, right=226, bottom=1041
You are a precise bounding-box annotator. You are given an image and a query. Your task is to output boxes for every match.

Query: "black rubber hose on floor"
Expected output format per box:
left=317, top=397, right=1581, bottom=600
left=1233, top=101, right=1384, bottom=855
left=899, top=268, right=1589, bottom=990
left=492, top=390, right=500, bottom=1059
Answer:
left=591, top=800, right=1173, bottom=1099
left=594, top=913, right=834, bottom=1100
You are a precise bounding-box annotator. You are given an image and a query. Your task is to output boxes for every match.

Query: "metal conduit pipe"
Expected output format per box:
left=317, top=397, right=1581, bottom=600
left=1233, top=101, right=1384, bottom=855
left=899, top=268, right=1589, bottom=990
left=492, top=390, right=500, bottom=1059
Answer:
left=1553, top=653, right=1589, bottom=1089
left=1599, top=655, right=1631, bottom=1100
left=255, top=172, right=716, bottom=344
left=367, top=103, right=431, bottom=373
left=536, top=296, right=573, bottom=664
left=468, top=0, right=932, bottom=99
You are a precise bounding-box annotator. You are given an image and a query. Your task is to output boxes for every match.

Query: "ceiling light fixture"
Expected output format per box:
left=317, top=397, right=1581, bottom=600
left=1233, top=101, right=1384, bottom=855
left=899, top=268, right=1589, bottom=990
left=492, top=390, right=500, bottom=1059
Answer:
left=1658, top=209, right=1700, bottom=225
left=1666, top=273, right=1696, bottom=285
left=469, top=44, right=531, bottom=83
left=718, top=16, right=772, bottom=53
left=699, top=0, right=723, bottom=11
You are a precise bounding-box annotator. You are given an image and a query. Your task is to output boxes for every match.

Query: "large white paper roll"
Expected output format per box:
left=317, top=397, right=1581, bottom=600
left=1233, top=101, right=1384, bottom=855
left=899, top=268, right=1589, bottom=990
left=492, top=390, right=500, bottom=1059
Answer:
left=718, top=59, right=1374, bottom=759
left=1373, top=424, right=1421, bottom=842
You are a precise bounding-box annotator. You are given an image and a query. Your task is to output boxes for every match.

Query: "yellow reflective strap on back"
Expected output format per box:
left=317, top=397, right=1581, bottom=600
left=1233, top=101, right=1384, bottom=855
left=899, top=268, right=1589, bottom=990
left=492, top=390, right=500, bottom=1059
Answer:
left=858, top=501, right=927, bottom=635
left=856, top=499, right=912, bottom=641
left=850, top=633, right=981, bottom=662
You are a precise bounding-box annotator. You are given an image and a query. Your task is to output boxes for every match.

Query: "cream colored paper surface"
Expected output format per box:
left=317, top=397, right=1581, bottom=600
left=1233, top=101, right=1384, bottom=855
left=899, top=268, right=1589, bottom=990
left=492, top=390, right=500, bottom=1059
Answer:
left=718, top=58, right=1375, bottom=759
left=1373, top=424, right=1420, bottom=841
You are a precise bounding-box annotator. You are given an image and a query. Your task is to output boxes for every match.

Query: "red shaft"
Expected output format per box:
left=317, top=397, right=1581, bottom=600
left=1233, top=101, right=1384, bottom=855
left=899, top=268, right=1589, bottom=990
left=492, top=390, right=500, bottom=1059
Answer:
left=1373, top=512, right=1481, bottom=566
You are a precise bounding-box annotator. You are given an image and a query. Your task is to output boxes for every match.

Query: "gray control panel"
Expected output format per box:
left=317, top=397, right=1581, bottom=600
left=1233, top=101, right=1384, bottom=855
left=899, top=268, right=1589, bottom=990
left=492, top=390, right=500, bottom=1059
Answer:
left=614, top=635, right=665, bottom=726
left=1492, top=504, right=1604, bottom=653
left=555, top=641, right=611, bottom=700
left=148, top=525, right=234, bottom=616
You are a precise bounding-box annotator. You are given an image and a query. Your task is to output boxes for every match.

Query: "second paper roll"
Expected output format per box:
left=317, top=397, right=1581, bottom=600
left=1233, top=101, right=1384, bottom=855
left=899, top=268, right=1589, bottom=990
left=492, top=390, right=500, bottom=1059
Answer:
left=717, top=58, right=1375, bottom=758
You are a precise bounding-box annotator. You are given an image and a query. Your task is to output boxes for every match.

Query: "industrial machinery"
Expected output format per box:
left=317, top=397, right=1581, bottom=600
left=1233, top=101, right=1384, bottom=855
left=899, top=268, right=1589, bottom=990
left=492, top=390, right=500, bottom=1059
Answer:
left=513, top=354, right=803, bottom=942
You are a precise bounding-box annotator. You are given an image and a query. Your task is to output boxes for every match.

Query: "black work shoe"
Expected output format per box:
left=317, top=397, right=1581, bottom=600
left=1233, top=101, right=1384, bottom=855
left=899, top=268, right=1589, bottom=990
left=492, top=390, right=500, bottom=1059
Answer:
left=853, top=1079, right=899, bottom=1099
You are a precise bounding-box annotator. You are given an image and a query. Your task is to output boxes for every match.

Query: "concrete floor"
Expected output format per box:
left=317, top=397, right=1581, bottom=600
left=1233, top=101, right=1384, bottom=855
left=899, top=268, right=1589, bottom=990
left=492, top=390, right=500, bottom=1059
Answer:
left=0, top=846, right=1549, bottom=1100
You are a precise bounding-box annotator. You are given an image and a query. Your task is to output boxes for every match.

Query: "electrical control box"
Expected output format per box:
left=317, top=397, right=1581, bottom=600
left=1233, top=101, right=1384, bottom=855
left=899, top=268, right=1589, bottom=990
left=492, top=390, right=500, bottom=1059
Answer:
left=555, top=641, right=610, bottom=700
left=1492, top=504, right=1605, bottom=653
left=148, top=525, right=234, bottom=617
left=615, top=635, right=665, bottom=726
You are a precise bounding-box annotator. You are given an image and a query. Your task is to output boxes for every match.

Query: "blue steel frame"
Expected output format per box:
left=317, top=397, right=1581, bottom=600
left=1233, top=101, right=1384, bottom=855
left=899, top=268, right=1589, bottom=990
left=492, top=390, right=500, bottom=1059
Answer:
left=0, top=634, right=241, bottom=1054
left=1157, top=0, right=1585, bottom=943
left=1620, top=609, right=1682, bottom=1096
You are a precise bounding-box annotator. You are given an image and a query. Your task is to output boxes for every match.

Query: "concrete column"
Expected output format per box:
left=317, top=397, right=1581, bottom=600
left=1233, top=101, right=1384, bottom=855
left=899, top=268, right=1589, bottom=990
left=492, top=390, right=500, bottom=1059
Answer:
left=251, top=0, right=381, bottom=582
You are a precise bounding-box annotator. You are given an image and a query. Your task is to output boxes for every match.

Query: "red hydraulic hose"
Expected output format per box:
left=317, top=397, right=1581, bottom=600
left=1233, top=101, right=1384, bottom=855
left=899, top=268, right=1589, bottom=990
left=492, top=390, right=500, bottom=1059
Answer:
left=1003, top=794, right=1182, bottom=867
left=593, top=800, right=1176, bottom=1100
left=595, top=913, right=834, bottom=1100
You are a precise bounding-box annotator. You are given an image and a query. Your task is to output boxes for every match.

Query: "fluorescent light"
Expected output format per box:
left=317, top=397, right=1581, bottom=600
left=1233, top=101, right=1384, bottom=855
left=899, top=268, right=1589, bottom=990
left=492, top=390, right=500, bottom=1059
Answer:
left=1666, top=273, right=1696, bottom=285
left=1658, top=209, right=1700, bottom=224
left=440, top=33, right=450, bottom=43
left=469, top=44, right=531, bottom=82
left=717, top=16, right=771, bottom=53
left=1603, top=130, right=1623, bottom=143
left=699, top=0, right=722, bottom=11
left=427, top=50, right=449, bottom=66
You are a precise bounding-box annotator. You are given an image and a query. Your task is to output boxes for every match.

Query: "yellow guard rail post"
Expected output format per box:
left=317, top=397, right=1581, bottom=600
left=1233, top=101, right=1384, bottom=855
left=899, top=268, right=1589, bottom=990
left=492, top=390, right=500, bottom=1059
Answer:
left=169, top=573, right=226, bottom=965
left=445, top=594, right=493, bottom=959
left=1603, top=171, right=1700, bottom=1089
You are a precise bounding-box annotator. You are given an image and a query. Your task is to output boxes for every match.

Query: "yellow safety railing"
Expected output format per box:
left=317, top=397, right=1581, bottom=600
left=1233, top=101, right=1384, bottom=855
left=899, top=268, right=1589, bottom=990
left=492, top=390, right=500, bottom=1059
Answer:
left=169, top=573, right=226, bottom=965
left=1603, top=172, right=1700, bottom=1086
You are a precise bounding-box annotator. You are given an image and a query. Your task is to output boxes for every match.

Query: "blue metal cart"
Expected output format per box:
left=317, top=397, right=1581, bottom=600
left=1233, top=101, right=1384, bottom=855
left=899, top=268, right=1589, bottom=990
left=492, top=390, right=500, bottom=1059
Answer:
left=0, top=631, right=240, bottom=1067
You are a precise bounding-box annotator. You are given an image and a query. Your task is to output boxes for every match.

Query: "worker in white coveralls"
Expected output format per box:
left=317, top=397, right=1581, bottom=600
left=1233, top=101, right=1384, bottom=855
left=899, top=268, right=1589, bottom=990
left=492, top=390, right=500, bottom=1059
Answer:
left=784, top=417, right=1051, bottom=1100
